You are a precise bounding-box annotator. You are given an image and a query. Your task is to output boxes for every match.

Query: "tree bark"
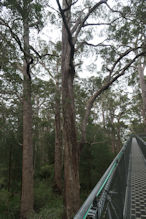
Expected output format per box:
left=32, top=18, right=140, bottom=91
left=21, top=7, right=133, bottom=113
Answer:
left=54, top=83, right=63, bottom=193
left=138, top=60, right=146, bottom=133
left=20, top=17, right=33, bottom=219
left=116, top=130, right=122, bottom=152
left=8, top=142, right=12, bottom=192
left=111, top=129, right=116, bottom=154
left=61, top=0, right=80, bottom=218
left=62, top=67, right=80, bottom=219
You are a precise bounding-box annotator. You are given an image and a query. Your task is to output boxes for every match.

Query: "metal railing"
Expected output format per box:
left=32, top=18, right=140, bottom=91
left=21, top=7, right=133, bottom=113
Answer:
left=136, top=135, right=146, bottom=159
left=74, top=136, right=132, bottom=219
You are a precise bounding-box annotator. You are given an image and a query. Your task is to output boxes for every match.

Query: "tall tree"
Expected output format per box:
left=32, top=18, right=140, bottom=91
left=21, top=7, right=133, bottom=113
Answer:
left=21, top=2, right=34, bottom=217
left=98, top=0, right=146, bottom=134
left=54, top=79, right=63, bottom=193
left=0, top=1, right=43, bottom=217
left=40, top=54, right=63, bottom=193
left=56, top=0, right=112, bottom=218
left=137, top=55, right=146, bottom=133
left=35, top=48, right=63, bottom=193
left=99, top=90, right=130, bottom=153
left=56, top=1, right=145, bottom=216
left=58, top=1, right=80, bottom=217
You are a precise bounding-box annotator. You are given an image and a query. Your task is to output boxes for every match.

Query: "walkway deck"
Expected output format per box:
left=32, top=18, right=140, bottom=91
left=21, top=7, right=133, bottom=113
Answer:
left=130, top=138, right=146, bottom=219
left=74, top=136, right=146, bottom=219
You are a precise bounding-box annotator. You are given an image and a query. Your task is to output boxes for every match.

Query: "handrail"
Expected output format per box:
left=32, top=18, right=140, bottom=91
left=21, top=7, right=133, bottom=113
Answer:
left=135, top=135, right=146, bottom=159
left=74, top=136, right=132, bottom=219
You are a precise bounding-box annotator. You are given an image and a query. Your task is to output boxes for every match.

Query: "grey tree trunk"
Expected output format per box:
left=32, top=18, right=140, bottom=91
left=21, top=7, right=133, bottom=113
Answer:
left=62, top=64, right=80, bottom=219
left=54, top=83, right=62, bottom=193
left=61, top=0, right=80, bottom=218
left=138, top=60, right=146, bottom=133
left=20, top=17, right=34, bottom=219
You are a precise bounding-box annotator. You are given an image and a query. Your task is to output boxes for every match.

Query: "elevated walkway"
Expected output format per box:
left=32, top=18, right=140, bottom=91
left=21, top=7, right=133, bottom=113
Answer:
left=129, top=138, right=146, bottom=218
left=74, top=135, right=146, bottom=219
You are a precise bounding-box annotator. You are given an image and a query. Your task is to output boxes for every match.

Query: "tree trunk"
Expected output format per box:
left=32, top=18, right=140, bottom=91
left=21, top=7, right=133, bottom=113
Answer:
left=102, top=107, right=106, bottom=129
left=116, top=131, right=122, bottom=152
left=110, top=128, right=116, bottom=154
left=62, top=69, right=80, bottom=219
left=54, top=84, right=62, bottom=193
left=61, top=0, right=80, bottom=217
left=138, top=61, right=146, bottom=133
left=116, top=118, right=122, bottom=152
left=8, top=142, right=12, bottom=192
left=20, top=17, right=33, bottom=219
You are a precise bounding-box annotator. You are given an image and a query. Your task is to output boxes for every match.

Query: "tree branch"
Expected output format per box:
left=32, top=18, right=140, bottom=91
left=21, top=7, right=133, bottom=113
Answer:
left=46, top=4, right=59, bottom=13
left=83, top=17, right=120, bottom=27
left=29, top=45, right=59, bottom=59
left=81, top=51, right=146, bottom=143
left=109, top=46, right=142, bottom=75
left=39, top=61, right=56, bottom=83
left=79, top=39, right=111, bottom=48
left=71, top=16, right=82, bottom=34
left=105, top=3, right=125, bottom=17
left=0, top=17, right=31, bottom=60
left=73, top=0, right=108, bottom=43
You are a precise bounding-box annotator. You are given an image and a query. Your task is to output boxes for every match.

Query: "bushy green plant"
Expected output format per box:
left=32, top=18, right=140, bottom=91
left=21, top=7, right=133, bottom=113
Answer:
left=29, top=206, right=63, bottom=219
left=0, top=189, right=20, bottom=218
left=34, top=180, right=63, bottom=213
left=39, top=164, right=54, bottom=180
left=80, top=123, right=113, bottom=194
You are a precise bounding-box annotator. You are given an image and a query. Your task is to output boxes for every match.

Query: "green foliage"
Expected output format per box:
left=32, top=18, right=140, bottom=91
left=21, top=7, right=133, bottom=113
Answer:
left=32, top=180, right=63, bottom=218
left=0, top=189, right=20, bottom=219
left=80, top=123, right=113, bottom=193
left=39, top=164, right=54, bottom=180
left=130, top=119, right=145, bottom=134
left=29, top=207, right=63, bottom=219
left=34, top=181, right=52, bottom=210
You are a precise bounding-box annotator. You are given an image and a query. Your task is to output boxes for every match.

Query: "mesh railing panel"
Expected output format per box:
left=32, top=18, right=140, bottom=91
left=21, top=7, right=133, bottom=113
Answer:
left=135, top=135, right=146, bottom=159
left=74, top=136, right=132, bottom=219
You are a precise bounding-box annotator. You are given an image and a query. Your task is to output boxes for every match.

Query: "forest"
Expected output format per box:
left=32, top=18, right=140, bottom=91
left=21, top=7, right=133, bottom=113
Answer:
left=0, top=0, right=145, bottom=218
